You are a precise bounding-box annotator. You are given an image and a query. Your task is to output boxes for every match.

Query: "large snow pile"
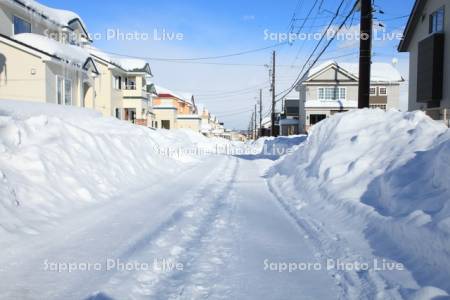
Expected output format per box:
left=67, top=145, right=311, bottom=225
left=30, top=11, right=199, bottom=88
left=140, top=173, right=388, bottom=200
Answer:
left=247, top=135, right=307, bottom=159
left=269, top=109, right=450, bottom=295
left=0, top=100, right=227, bottom=238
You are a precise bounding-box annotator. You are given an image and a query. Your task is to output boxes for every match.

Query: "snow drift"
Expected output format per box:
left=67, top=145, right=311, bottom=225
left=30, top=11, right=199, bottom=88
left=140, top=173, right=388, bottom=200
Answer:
left=269, top=109, right=450, bottom=295
left=0, top=100, right=227, bottom=238
left=245, top=135, right=307, bottom=159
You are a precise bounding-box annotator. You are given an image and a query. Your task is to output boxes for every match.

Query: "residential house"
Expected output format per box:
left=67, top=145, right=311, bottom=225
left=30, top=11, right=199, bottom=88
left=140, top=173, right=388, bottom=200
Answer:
left=398, top=0, right=449, bottom=126
left=280, top=93, right=302, bottom=136
left=0, top=0, right=99, bottom=107
left=297, top=61, right=404, bottom=131
left=199, top=106, right=213, bottom=137
left=87, top=47, right=154, bottom=126
left=153, top=85, right=201, bottom=131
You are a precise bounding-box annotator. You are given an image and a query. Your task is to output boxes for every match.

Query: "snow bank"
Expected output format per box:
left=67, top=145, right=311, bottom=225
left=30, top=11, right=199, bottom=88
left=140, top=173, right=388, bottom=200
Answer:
left=0, top=100, right=226, bottom=238
left=269, top=109, right=450, bottom=294
left=247, top=135, right=307, bottom=159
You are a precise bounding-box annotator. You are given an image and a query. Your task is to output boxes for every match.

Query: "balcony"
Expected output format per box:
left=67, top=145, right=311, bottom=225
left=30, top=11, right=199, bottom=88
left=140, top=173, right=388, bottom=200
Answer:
left=123, top=85, right=149, bottom=99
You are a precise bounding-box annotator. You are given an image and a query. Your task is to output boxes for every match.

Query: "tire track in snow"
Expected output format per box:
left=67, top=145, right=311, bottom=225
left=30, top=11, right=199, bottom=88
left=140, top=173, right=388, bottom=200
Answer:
left=94, top=157, right=239, bottom=299
left=155, top=159, right=240, bottom=300
left=266, top=179, right=400, bottom=300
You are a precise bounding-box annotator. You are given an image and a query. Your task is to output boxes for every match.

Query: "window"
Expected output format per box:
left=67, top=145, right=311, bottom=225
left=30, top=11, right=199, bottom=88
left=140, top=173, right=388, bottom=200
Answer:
left=56, top=76, right=72, bottom=105
left=115, top=108, right=121, bottom=119
left=125, top=77, right=136, bottom=90
left=309, top=114, right=327, bottom=125
left=67, top=32, right=77, bottom=45
left=113, top=76, right=122, bottom=90
left=369, top=87, right=377, bottom=95
left=13, top=16, right=31, bottom=35
left=161, top=120, right=170, bottom=129
left=430, top=7, right=445, bottom=34
left=64, top=79, right=72, bottom=105
left=57, top=77, right=63, bottom=105
left=379, top=87, right=387, bottom=95
left=318, top=87, right=346, bottom=101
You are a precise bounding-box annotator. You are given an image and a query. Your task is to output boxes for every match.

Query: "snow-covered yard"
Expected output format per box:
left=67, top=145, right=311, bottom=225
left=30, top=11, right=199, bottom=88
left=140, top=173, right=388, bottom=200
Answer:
left=0, top=101, right=449, bottom=299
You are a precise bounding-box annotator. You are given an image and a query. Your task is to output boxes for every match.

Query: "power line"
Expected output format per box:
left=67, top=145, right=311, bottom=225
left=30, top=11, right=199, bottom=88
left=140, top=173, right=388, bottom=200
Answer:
left=280, top=0, right=348, bottom=98
left=291, top=0, right=325, bottom=66
left=194, top=82, right=269, bottom=97
left=291, top=0, right=321, bottom=36
left=276, top=0, right=359, bottom=102
left=150, top=60, right=302, bottom=67
left=102, top=42, right=289, bottom=62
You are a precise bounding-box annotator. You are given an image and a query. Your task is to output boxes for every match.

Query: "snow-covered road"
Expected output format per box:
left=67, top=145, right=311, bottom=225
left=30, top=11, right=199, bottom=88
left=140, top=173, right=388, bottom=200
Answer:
left=0, top=156, right=337, bottom=300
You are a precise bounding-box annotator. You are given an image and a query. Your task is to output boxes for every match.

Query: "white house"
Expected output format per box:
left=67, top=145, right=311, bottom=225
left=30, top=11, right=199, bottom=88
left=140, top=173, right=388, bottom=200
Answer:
left=296, top=61, right=404, bottom=130
left=398, top=0, right=449, bottom=126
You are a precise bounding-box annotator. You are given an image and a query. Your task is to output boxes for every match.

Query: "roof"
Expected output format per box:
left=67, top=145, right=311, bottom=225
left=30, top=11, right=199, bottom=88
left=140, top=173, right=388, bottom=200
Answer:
left=261, top=117, right=272, bottom=129
left=12, top=33, right=98, bottom=74
left=307, top=60, right=404, bottom=83
left=398, top=0, right=425, bottom=52
left=154, top=85, right=194, bottom=105
left=87, top=47, right=152, bottom=75
left=7, top=0, right=90, bottom=40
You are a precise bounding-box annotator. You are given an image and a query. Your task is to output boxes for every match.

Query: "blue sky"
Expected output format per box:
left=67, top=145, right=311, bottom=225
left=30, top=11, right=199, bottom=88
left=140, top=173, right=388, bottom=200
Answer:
left=40, top=0, right=415, bottom=129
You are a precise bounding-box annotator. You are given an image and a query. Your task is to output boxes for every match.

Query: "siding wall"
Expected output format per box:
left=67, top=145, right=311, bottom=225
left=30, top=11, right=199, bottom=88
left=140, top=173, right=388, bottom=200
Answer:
left=0, top=41, right=46, bottom=101
left=407, top=0, right=449, bottom=110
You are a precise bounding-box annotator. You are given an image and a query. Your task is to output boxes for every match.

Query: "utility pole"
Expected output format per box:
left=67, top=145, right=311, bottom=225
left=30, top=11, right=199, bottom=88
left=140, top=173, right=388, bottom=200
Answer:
left=250, top=112, right=254, bottom=140
left=271, top=51, right=276, bottom=137
left=259, top=89, right=263, bottom=138
left=358, top=0, right=373, bottom=109
left=254, top=104, right=257, bottom=140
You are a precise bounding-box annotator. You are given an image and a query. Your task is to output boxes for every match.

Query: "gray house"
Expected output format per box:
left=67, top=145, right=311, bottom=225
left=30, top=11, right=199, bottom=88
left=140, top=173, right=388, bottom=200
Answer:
left=398, top=0, right=449, bottom=126
left=295, top=61, right=404, bottom=131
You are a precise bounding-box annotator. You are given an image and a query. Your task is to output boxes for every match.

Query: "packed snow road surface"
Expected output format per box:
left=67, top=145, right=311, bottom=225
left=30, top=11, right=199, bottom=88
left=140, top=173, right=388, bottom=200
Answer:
left=0, top=156, right=336, bottom=300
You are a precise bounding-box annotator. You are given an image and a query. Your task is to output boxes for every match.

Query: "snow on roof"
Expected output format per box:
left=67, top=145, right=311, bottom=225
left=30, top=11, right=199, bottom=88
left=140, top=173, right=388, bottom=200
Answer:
left=8, top=0, right=88, bottom=32
left=14, top=33, right=90, bottom=66
left=261, top=117, right=271, bottom=129
left=308, top=60, right=404, bottom=82
left=154, top=85, right=193, bottom=105
left=87, top=47, right=151, bottom=73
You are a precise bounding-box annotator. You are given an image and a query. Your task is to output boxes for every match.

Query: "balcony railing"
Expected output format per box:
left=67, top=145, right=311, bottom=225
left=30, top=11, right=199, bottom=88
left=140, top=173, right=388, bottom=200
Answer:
left=123, top=83, right=136, bottom=90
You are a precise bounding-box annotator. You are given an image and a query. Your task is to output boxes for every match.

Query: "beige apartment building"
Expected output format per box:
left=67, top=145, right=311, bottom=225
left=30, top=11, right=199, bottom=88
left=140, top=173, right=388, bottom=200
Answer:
left=0, top=0, right=155, bottom=127
left=296, top=61, right=404, bottom=130
left=152, top=85, right=201, bottom=131
left=88, top=47, right=154, bottom=126
left=398, top=0, right=449, bottom=126
left=0, top=0, right=98, bottom=107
